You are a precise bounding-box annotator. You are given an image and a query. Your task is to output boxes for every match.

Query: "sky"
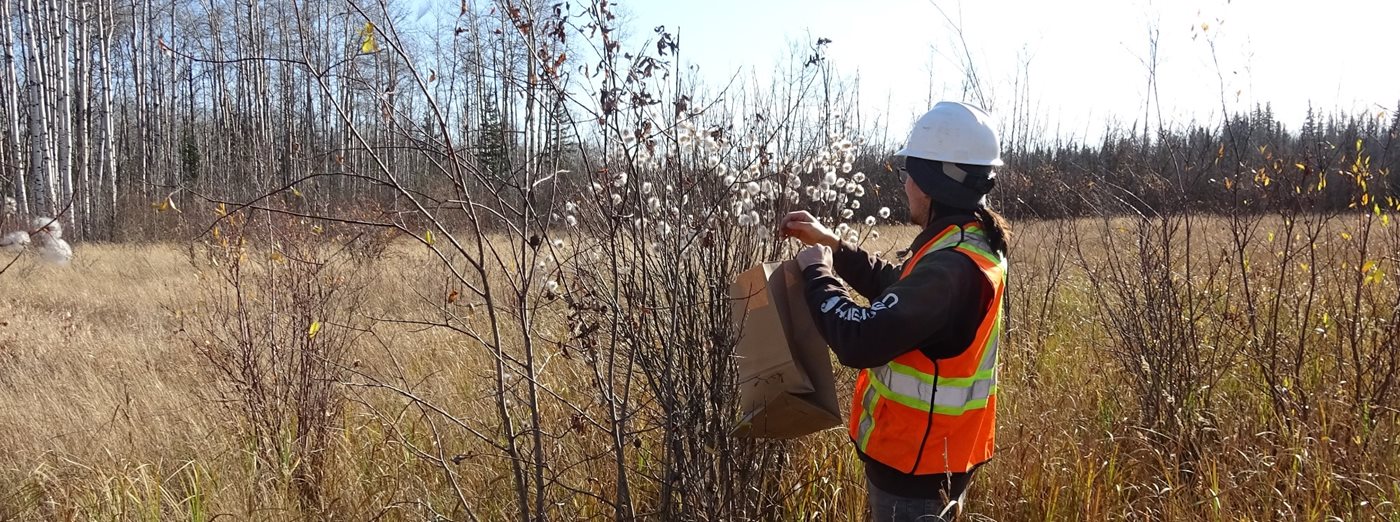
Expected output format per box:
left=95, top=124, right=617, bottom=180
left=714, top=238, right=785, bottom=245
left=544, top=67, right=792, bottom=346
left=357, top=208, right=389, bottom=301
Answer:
left=620, top=0, right=1400, bottom=142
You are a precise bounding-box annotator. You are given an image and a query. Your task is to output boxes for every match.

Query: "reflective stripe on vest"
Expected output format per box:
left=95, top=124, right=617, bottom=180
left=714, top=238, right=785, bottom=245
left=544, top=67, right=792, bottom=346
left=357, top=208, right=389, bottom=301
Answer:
left=848, top=222, right=1005, bottom=473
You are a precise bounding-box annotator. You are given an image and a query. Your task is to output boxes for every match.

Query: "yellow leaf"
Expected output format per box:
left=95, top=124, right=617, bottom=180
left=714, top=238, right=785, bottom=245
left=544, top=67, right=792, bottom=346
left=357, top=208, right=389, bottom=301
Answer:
left=308, top=321, right=322, bottom=339
left=1383, top=213, right=1391, bottom=227
left=360, top=22, right=380, bottom=53
left=215, top=202, right=227, bottom=216
left=1341, top=232, right=1352, bottom=241
left=270, top=251, right=286, bottom=262
left=1267, top=232, right=1274, bottom=242
left=1322, top=313, right=1330, bottom=326
left=152, top=195, right=179, bottom=213
left=291, top=186, right=304, bottom=198
left=424, top=229, right=436, bottom=245
left=312, top=224, right=324, bottom=235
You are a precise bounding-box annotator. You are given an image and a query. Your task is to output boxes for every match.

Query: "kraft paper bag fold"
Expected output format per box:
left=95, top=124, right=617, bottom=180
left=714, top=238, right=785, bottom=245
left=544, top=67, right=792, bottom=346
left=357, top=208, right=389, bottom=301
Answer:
left=730, top=260, right=842, bottom=439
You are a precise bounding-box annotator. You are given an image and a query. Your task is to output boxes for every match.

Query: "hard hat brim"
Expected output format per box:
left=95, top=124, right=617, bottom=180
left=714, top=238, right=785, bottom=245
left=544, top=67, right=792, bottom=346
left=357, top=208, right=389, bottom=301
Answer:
left=895, top=147, right=1004, bottom=167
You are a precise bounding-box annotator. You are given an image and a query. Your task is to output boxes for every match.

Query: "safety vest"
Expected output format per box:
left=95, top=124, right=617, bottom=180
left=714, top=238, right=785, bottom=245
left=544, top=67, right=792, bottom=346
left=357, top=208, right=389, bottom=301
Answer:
left=848, top=222, right=1006, bottom=475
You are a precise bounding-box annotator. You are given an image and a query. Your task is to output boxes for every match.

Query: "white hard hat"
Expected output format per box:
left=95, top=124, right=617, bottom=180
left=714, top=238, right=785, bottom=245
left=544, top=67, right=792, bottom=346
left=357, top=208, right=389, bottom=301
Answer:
left=896, top=101, right=1002, bottom=166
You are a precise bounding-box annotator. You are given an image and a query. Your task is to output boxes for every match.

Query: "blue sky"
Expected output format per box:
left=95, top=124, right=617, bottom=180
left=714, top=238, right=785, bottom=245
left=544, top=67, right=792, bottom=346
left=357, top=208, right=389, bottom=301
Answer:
left=620, top=0, right=1400, bottom=141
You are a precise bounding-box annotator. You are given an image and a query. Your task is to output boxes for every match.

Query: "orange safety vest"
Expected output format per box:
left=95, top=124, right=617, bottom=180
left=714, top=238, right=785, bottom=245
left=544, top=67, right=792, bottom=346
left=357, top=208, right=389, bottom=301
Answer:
left=848, top=222, right=1006, bottom=475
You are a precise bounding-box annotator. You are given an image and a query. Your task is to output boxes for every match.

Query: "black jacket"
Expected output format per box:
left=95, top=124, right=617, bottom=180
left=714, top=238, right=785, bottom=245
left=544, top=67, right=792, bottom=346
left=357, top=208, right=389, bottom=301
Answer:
left=800, top=214, right=994, bottom=498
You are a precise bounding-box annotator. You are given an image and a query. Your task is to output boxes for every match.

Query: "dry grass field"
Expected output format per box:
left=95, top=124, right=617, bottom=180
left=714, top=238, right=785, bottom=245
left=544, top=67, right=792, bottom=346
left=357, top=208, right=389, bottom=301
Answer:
left=1, top=214, right=1398, bottom=520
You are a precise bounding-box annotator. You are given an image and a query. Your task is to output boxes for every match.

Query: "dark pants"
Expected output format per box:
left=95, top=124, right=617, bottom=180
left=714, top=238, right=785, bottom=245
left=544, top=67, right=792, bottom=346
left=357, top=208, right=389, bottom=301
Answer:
left=866, top=472, right=974, bottom=522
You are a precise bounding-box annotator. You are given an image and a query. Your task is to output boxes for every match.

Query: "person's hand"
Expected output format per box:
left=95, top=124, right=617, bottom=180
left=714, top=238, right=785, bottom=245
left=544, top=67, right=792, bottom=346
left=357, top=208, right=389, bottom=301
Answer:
left=797, top=244, right=833, bottom=270
left=780, top=211, right=839, bottom=247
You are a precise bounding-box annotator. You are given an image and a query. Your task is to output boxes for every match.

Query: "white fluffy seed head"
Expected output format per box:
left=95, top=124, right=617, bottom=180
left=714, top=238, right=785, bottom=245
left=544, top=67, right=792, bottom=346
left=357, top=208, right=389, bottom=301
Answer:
left=865, top=216, right=877, bottom=227
left=853, top=172, right=866, bottom=183
left=878, top=207, right=891, bottom=219
left=745, top=181, right=762, bottom=197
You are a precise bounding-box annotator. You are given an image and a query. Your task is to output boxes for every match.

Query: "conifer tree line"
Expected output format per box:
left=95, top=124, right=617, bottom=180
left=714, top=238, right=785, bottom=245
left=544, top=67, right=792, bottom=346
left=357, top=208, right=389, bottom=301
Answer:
left=1, top=0, right=1396, bottom=242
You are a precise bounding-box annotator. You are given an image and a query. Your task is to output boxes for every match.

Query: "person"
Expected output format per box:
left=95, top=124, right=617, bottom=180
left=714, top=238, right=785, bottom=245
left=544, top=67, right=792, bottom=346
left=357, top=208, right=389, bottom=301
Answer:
left=781, top=101, right=1010, bottom=521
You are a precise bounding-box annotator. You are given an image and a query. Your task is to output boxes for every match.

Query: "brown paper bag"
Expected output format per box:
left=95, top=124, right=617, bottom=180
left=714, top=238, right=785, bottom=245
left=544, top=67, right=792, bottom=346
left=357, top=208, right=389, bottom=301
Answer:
left=729, top=260, right=842, bottom=438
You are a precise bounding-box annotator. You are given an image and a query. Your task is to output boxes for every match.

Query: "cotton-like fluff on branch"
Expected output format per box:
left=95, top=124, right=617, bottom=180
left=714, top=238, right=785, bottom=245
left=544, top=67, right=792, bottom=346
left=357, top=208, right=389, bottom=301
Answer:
left=0, top=230, right=29, bottom=253
left=29, top=217, right=72, bottom=266
left=30, top=217, right=61, bottom=238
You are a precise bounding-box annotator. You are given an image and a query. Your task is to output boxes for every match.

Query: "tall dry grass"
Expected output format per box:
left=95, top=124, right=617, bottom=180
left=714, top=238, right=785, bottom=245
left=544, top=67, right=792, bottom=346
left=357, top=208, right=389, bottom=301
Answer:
left=1, top=211, right=1397, bottom=520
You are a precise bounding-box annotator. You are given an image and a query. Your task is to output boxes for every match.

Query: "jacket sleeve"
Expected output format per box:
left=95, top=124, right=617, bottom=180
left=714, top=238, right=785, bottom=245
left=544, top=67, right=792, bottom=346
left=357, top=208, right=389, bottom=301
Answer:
left=830, top=241, right=903, bottom=300
left=802, top=250, right=984, bottom=369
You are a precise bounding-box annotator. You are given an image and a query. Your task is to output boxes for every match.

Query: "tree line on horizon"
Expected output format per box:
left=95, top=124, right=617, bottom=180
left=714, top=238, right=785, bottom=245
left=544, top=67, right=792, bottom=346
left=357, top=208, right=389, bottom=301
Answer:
left=2, top=0, right=1395, bottom=242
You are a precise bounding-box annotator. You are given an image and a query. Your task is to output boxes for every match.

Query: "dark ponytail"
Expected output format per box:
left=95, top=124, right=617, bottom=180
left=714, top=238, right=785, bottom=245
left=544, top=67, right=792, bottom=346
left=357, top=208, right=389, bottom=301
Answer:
left=973, top=206, right=1010, bottom=256
left=928, top=200, right=1012, bottom=257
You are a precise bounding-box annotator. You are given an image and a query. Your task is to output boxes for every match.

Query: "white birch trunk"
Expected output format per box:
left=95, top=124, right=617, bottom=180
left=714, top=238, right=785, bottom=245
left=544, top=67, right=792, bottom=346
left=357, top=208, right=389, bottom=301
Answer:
left=75, top=0, right=91, bottom=237
left=51, top=0, right=74, bottom=233
left=0, top=0, right=29, bottom=214
left=99, top=0, right=115, bottom=235
left=21, top=0, right=56, bottom=216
